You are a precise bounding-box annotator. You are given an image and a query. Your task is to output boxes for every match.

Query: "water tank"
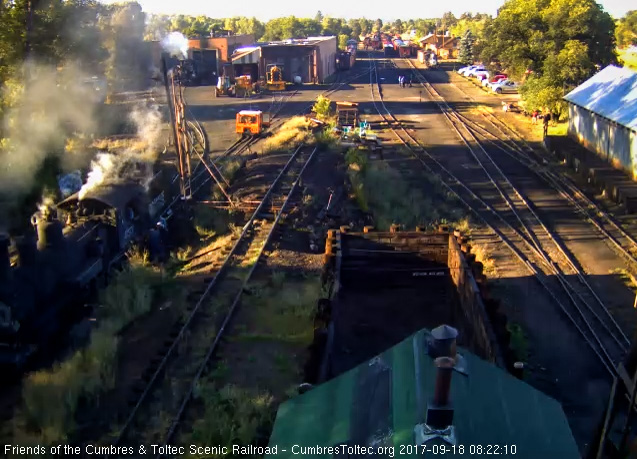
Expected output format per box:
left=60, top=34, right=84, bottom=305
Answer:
left=293, top=75, right=302, bottom=84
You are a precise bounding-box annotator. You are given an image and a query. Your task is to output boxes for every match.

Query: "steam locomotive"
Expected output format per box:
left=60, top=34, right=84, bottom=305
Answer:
left=0, top=163, right=178, bottom=368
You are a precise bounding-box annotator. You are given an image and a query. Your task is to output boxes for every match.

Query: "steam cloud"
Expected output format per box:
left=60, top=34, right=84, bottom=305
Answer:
left=161, top=32, right=189, bottom=59
left=78, top=104, right=163, bottom=200
left=0, top=63, right=98, bottom=197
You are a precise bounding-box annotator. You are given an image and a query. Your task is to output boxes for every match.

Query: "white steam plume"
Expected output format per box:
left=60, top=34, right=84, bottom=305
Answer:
left=0, top=63, right=98, bottom=197
left=78, top=104, right=163, bottom=200
left=161, top=32, right=189, bottom=59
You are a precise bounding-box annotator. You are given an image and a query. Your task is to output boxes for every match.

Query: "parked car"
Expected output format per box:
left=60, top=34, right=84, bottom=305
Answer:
left=466, top=66, right=486, bottom=77
left=483, top=74, right=507, bottom=87
left=491, top=79, right=520, bottom=94
left=474, top=70, right=490, bottom=81
left=458, top=65, right=478, bottom=76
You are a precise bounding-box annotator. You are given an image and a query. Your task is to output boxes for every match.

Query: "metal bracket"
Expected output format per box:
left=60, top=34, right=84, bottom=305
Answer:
left=414, top=423, right=457, bottom=446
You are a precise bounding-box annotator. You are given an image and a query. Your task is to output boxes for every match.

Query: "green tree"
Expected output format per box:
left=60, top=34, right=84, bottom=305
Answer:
left=459, top=30, right=475, bottom=65
left=359, top=18, right=372, bottom=35
left=616, top=10, right=637, bottom=47
left=338, top=34, right=349, bottom=50
left=349, top=20, right=362, bottom=39
left=393, top=19, right=403, bottom=34
left=374, top=18, right=383, bottom=33
left=315, top=10, right=324, bottom=23
left=482, top=0, right=616, bottom=118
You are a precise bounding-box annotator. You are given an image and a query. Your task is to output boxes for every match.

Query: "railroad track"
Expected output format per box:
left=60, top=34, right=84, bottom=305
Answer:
left=453, top=108, right=637, bottom=271
left=367, top=53, right=628, bottom=376
left=104, top=144, right=317, bottom=457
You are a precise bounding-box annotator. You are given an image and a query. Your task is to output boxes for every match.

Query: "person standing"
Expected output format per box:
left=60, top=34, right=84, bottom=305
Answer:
left=532, top=110, right=538, bottom=124
left=543, top=112, right=551, bottom=136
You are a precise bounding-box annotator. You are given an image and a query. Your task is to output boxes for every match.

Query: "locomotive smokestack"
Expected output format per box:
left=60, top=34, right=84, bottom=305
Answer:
left=0, top=234, right=10, bottom=285
left=428, top=324, right=458, bottom=360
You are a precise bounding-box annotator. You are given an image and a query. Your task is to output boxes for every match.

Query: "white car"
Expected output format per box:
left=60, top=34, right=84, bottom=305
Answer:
left=474, top=70, right=490, bottom=81
left=491, top=79, right=520, bottom=94
left=466, top=66, right=486, bottom=77
left=457, top=65, right=478, bottom=75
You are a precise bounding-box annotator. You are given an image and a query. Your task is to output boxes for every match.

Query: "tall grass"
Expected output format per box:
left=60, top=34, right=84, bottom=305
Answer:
left=18, top=253, right=165, bottom=446
left=263, top=117, right=312, bottom=153
left=194, top=206, right=230, bottom=240
left=186, top=383, right=274, bottom=458
left=345, top=148, right=467, bottom=230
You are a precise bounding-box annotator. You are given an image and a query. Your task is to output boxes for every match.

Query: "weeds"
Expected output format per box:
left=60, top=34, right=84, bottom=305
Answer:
left=270, top=271, right=286, bottom=289
left=194, top=206, right=230, bottom=240
left=345, top=148, right=467, bottom=230
left=186, top=383, right=274, bottom=458
left=507, top=322, right=529, bottom=361
left=222, top=159, right=243, bottom=185
left=239, top=277, right=320, bottom=345
left=610, top=268, right=637, bottom=291
left=263, top=117, right=312, bottom=153
left=472, top=244, right=497, bottom=276
left=18, top=252, right=166, bottom=446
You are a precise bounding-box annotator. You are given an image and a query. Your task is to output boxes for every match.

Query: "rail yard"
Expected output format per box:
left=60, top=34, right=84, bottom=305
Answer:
left=1, top=3, right=637, bottom=458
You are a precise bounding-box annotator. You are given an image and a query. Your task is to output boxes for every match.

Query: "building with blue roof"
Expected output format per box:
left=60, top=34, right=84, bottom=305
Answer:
left=564, top=65, right=637, bottom=177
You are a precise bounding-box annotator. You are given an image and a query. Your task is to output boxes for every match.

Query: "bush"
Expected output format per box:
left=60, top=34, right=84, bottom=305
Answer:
left=311, top=95, right=332, bottom=120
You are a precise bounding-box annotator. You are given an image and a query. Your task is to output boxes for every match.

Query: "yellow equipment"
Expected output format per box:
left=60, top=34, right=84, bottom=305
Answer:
left=236, top=110, right=269, bottom=136
left=234, top=75, right=254, bottom=97
left=266, top=64, right=286, bottom=91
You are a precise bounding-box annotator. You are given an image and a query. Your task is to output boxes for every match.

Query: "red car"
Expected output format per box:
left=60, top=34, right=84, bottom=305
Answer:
left=482, top=74, right=507, bottom=87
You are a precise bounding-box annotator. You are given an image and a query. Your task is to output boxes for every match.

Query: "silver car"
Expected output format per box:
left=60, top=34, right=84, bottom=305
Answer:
left=491, top=79, right=519, bottom=94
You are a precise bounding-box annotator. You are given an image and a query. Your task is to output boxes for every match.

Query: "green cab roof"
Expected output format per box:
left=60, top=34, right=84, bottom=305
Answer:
left=268, top=327, right=579, bottom=458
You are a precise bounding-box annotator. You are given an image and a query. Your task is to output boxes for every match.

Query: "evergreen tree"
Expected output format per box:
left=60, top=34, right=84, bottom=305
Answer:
left=459, top=30, right=475, bottom=65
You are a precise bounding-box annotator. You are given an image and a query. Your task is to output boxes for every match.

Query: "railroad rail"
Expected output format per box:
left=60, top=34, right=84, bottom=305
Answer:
left=366, top=53, right=626, bottom=376
left=104, top=144, right=317, bottom=457
left=453, top=108, right=637, bottom=271
left=401, top=57, right=631, bottom=374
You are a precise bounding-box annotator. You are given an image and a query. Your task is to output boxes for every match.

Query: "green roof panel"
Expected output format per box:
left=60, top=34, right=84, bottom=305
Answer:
left=268, top=328, right=579, bottom=458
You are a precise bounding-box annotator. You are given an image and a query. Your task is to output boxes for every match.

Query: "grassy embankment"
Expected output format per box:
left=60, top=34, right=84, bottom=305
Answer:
left=12, top=252, right=172, bottom=450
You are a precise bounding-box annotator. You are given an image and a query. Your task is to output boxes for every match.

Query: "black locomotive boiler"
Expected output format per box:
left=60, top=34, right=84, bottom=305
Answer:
left=0, top=174, right=173, bottom=368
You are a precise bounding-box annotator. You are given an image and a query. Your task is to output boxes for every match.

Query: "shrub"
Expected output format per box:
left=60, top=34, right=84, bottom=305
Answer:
left=311, top=95, right=332, bottom=120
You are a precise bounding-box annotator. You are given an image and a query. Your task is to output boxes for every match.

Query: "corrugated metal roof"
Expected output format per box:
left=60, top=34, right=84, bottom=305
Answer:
left=268, top=327, right=579, bottom=458
left=564, top=65, right=637, bottom=131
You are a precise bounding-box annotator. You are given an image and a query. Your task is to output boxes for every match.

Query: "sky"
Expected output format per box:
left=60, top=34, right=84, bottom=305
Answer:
left=100, top=0, right=631, bottom=20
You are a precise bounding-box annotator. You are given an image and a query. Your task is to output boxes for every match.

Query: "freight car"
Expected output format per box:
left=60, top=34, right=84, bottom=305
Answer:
left=0, top=163, right=179, bottom=368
